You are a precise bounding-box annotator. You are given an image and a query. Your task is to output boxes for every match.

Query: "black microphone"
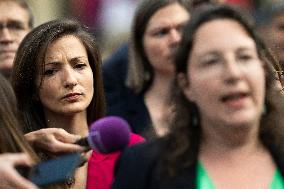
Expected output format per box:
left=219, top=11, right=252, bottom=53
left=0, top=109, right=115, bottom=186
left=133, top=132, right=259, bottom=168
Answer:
left=75, top=116, right=131, bottom=153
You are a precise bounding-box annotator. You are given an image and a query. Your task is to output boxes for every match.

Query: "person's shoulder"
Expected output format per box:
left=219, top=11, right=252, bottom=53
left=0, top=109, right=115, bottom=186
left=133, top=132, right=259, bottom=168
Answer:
left=102, top=43, right=129, bottom=89
left=103, top=43, right=129, bottom=70
left=111, top=138, right=167, bottom=189
left=122, top=137, right=166, bottom=161
left=267, top=142, right=284, bottom=175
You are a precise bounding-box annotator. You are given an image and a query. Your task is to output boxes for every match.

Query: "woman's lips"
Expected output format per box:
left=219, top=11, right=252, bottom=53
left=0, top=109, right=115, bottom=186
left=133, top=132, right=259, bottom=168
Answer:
left=0, top=50, right=15, bottom=58
left=221, top=92, right=250, bottom=109
left=0, top=50, right=16, bottom=54
left=62, top=93, right=82, bottom=102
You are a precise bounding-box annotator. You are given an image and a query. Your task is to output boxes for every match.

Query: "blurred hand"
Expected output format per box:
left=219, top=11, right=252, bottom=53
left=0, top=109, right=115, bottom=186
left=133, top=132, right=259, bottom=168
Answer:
left=25, top=128, right=87, bottom=156
left=0, top=153, right=39, bottom=189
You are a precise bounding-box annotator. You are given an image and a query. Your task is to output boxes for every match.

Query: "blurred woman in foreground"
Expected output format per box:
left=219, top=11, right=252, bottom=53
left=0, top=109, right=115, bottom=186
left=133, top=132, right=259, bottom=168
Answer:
left=111, top=4, right=284, bottom=189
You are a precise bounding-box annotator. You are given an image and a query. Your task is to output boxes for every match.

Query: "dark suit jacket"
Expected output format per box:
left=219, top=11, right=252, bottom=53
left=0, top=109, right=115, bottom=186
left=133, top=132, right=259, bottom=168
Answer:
left=111, top=138, right=284, bottom=189
left=103, top=44, right=152, bottom=135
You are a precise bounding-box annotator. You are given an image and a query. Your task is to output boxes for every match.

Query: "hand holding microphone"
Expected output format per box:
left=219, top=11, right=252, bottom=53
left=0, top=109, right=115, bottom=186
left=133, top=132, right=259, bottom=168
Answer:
left=25, top=128, right=85, bottom=155
left=25, top=116, right=131, bottom=156
left=76, top=116, right=131, bottom=153
left=19, top=116, right=131, bottom=188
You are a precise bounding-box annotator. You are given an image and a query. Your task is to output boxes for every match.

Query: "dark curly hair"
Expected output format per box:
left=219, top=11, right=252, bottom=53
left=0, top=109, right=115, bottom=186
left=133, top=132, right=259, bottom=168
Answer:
left=161, top=4, right=284, bottom=178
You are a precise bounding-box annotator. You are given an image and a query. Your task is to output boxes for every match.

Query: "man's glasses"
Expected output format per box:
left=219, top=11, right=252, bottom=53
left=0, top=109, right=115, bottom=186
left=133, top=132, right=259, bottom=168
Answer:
left=0, top=21, right=28, bottom=36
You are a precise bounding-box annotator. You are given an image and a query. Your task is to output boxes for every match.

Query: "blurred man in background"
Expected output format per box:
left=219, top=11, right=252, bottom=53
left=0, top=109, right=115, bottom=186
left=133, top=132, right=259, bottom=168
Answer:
left=256, top=1, right=284, bottom=68
left=0, top=0, right=33, bottom=79
left=255, top=1, right=284, bottom=93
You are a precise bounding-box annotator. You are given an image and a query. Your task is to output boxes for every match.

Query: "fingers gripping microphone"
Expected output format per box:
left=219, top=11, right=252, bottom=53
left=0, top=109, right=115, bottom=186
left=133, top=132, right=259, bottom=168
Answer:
left=76, top=116, right=131, bottom=153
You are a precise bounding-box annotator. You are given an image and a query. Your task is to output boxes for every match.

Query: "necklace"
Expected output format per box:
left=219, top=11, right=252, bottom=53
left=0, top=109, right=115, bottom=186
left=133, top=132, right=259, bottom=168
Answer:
left=66, top=176, right=75, bottom=187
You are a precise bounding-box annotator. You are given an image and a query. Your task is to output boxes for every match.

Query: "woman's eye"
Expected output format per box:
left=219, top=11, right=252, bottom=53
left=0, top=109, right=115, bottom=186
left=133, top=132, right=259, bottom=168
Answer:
left=74, top=63, right=87, bottom=70
left=43, top=69, right=57, bottom=76
left=202, top=58, right=219, bottom=66
left=238, top=54, right=253, bottom=61
left=207, top=59, right=218, bottom=64
left=153, top=29, right=168, bottom=37
left=200, top=54, right=221, bottom=66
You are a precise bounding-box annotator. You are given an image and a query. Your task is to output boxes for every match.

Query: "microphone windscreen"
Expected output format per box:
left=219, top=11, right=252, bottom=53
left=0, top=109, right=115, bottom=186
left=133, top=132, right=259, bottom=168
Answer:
left=88, top=116, right=131, bottom=153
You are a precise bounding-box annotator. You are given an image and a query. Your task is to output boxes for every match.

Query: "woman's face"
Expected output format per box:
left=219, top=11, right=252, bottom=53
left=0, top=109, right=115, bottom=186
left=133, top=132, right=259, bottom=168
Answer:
left=143, top=3, right=189, bottom=75
left=181, top=19, right=265, bottom=128
left=37, top=35, right=94, bottom=117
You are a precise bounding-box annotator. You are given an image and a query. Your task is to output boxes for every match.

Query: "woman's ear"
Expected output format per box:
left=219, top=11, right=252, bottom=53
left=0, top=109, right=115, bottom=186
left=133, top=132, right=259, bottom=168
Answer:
left=177, top=73, right=196, bottom=102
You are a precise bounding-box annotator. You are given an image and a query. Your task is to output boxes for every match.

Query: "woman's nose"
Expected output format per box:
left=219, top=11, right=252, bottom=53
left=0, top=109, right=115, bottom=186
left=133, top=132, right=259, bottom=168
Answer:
left=223, top=58, right=243, bottom=84
left=169, top=29, right=182, bottom=44
left=0, top=27, right=13, bottom=43
left=168, top=29, right=182, bottom=53
left=63, top=68, right=78, bottom=88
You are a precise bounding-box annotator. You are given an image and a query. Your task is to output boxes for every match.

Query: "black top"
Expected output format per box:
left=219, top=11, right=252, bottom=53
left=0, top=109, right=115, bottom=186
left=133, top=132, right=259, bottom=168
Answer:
left=103, top=44, right=152, bottom=136
left=111, top=138, right=284, bottom=189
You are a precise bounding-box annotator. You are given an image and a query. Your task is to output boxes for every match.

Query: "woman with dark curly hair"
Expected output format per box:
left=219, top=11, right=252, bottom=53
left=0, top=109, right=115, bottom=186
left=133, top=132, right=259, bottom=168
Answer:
left=111, top=4, right=284, bottom=189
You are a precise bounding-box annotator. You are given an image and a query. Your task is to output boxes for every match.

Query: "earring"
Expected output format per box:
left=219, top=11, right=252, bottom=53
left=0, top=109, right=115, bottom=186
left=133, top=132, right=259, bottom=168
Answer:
left=144, top=71, right=150, bottom=82
left=192, top=116, right=198, bottom=127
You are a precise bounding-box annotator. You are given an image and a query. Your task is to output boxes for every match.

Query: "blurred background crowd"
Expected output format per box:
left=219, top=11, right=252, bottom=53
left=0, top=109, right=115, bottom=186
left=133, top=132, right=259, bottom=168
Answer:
left=25, top=0, right=284, bottom=59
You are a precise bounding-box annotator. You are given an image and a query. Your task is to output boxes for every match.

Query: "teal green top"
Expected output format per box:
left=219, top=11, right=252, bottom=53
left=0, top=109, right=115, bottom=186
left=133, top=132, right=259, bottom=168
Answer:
left=196, top=162, right=284, bottom=189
